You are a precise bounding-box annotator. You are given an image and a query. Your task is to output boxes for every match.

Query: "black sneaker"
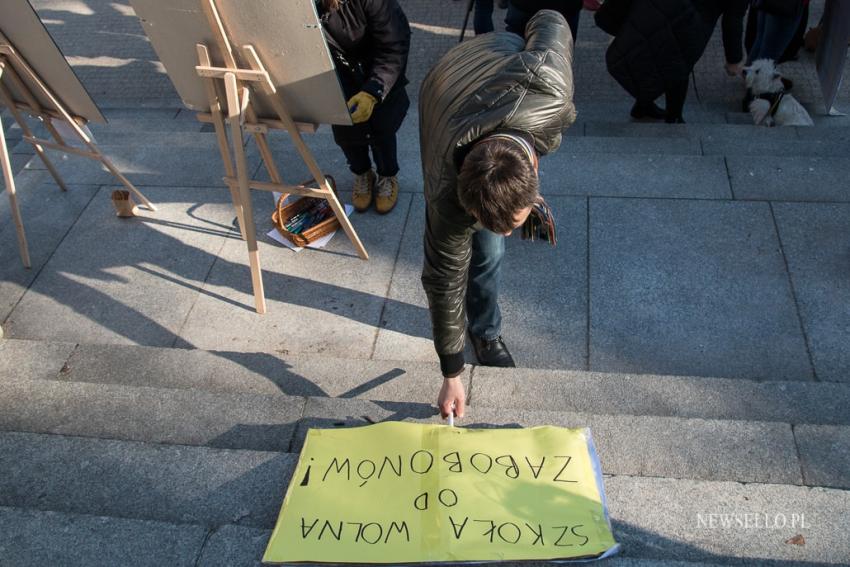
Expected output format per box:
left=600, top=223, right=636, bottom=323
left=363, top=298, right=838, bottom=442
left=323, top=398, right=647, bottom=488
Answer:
left=469, top=334, right=516, bottom=368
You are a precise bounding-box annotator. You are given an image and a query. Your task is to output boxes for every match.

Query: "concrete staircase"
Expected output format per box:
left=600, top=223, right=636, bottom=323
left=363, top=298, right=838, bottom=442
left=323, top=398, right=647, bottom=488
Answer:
left=2, top=101, right=850, bottom=566
left=1, top=335, right=849, bottom=565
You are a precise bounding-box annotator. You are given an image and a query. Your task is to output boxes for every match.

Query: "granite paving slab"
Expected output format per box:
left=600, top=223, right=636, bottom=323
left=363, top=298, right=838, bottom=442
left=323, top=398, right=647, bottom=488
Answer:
left=1, top=172, right=101, bottom=320
left=794, top=425, right=850, bottom=489
left=22, top=141, right=260, bottom=187
left=0, top=378, right=305, bottom=452
left=0, top=431, right=295, bottom=528
left=701, top=137, right=850, bottom=158
left=4, top=186, right=236, bottom=346
left=727, top=156, right=850, bottom=202
left=471, top=367, right=850, bottom=426
left=58, top=343, right=456, bottom=403
left=0, top=506, right=207, bottom=567
left=606, top=476, right=850, bottom=564
left=585, top=122, right=800, bottom=140
left=771, top=202, right=850, bottom=383
left=0, top=338, right=75, bottom=382
left=177, top=189, right=413, bottom=357
left=540, top=155, right=731, bottom=199
left=589, top=198, right=812, bottom=380
left=559, top=136, right=702, bottom=156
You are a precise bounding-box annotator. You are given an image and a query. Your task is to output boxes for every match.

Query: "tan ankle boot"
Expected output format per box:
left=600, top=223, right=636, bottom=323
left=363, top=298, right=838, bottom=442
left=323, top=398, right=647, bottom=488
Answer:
left=352, top=169, right=376, bottom=212
left=375, top=175, right=398, bottom=214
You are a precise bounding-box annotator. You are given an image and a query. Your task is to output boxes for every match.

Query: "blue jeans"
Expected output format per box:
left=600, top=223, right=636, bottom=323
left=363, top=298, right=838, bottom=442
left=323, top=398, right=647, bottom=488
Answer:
left=466, top=228, right=504, bottom=340
left=474, top=0, right=495, bottom=34
left=748, top=8, right=804, bottom=63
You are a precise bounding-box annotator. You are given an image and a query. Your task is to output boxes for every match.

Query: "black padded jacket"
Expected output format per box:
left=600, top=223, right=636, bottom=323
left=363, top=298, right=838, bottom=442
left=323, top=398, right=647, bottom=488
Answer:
left=595, top=0, right=714, bottom=102
left=319, top=0, right=410, bottom=102
left=418, top=10, right=576, bottom=378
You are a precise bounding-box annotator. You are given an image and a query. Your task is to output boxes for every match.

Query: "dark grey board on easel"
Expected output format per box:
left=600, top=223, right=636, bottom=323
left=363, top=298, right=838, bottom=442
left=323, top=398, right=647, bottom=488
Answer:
left=0, top=0, right=106, bottom=123
left=130, top=0, right=352, bottom=126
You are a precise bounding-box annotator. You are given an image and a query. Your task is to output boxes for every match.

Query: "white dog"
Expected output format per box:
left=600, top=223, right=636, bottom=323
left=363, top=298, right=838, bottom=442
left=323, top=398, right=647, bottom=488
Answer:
left=742, top=59, right=813, bottom=127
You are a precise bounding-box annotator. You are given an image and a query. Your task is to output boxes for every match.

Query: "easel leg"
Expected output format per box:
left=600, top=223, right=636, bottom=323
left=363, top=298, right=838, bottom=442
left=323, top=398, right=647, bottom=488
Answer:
left=0, top=112, right=31, bottom=268
left=31, top=143, right=68, bottom=191
left=96, top=154, right=158, bottom=213
left=292, top=133, right=369, bottom=260
left=0, top=78, right=68, bottom=191
left=225, top=72, right=266, bottom=314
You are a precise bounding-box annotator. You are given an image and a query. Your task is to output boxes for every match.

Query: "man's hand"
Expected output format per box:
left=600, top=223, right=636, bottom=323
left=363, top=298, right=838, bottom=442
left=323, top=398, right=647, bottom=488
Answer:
left=438, top=376, right=466, bottom=420
left=347, top=91, right=377, bottom=124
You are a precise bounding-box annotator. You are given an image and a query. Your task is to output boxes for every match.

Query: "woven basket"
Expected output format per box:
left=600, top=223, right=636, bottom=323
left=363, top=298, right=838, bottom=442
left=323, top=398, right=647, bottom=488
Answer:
left=271, top=176, right=339, bottom=247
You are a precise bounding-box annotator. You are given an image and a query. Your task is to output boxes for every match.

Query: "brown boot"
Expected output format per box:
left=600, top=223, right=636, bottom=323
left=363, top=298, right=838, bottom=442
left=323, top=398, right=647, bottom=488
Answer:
left=374, top=175, right=399, bottom=214
left=111, top=190, right=138, bottom=218
left=352, top=169, right=376, bottom=212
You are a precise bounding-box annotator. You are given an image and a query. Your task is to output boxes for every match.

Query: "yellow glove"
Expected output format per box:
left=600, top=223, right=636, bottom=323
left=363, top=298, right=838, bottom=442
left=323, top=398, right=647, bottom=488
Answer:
left=347, top=91, right=377, bottom=124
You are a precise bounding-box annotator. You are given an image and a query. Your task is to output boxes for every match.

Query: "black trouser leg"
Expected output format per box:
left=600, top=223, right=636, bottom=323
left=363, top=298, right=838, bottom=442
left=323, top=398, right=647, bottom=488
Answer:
left=369, top=134, right=400, bottom=177
left=338, top=142, right=372, bottom=176
left=665, top=77, right=690, bottom=123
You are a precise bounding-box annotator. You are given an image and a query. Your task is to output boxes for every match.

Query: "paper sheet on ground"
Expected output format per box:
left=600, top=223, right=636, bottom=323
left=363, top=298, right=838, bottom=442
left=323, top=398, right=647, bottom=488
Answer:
left=266, top=192, right=353, bottom=251
left=263, top=422, right=619, bottom=564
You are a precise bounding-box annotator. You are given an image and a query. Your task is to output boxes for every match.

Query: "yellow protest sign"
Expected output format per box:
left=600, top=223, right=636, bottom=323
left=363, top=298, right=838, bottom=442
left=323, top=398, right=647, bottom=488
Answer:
left=264, top=422, right=619, bottom=564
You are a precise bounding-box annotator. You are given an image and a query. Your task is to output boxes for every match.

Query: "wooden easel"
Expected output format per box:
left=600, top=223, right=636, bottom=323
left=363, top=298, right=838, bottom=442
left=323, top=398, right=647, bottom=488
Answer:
left=0, top=31, right=156, bottom=268
left=192, top=0, right=368, bottom=314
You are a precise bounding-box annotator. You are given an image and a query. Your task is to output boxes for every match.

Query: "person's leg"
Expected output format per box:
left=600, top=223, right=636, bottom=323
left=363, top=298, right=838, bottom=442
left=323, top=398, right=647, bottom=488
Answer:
left=747, top=11, right=767, bottom=64
left=333, top=125, right=374, bottom=211
left=369, top=134, right=399, bottom=178
left=504, top=2, right=531, bottom=36
left=473, top=0, right=495, bottom=34
left=332, top=125, right=372, bottom=174
left=665, top=76, right=689, bottom=123
left=466, top=228, right=505, bottom=340
left=750, top=9, right=803, bottom=62
left=370, top=133, right=401, bottom=214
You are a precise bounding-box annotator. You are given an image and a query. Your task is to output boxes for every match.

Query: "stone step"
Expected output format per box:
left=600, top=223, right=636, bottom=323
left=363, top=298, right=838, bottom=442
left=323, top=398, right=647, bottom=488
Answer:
left=0, top=506, right=207, bottom=567
left=4, top=375, right=842, bottom=487
left=0, top=505, right=751, bottom=567
left=3, top=338, right=850, bottom=426
left=0, top=430, right=294, bottom=529
left=12, top=130, right=219, bottom=154
left=0, top=432, right=846, bottom=565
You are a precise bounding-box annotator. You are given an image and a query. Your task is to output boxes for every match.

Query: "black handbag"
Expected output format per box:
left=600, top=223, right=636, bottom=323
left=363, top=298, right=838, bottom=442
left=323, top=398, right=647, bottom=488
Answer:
left=754, top=0, right=801, bottom=18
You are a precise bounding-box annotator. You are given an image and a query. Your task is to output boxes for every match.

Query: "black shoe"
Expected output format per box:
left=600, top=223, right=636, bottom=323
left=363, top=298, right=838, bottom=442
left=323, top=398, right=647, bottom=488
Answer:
left=665, top=116, right=686, bottom=124
left=469, top=334, right=516, bottom=368
left=630, top=101, right=666, bottom=121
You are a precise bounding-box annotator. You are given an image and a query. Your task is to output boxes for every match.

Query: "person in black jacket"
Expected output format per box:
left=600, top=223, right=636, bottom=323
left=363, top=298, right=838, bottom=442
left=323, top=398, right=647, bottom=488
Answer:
left=319, top=0, right=411, bottom=215
left=419, top=11, right=576, bottom=420
left=595, top=0, right=716, bottom=123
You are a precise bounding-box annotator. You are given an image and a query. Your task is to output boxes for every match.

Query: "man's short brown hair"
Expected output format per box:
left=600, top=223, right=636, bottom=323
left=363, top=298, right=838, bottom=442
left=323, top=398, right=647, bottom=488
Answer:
left=457, top=137, right=539, bottom=234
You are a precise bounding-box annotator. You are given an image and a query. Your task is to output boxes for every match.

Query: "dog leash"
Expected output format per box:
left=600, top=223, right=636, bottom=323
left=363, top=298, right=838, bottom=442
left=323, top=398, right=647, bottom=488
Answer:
left=755, top=91, right=785, bottom=127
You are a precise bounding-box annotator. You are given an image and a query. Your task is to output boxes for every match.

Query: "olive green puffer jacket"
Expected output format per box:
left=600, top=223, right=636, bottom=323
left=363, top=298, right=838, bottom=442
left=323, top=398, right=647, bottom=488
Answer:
left=418, top=10, right=576, bottom=377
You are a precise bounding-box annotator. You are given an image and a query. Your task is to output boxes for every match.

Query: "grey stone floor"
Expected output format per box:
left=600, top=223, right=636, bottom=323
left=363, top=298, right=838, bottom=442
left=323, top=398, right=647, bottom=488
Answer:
left=3, top=104, right=849, bottom=383
left=28, top=0, right=850, bottom=110
left=2, top=1, right=849, bottom=383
